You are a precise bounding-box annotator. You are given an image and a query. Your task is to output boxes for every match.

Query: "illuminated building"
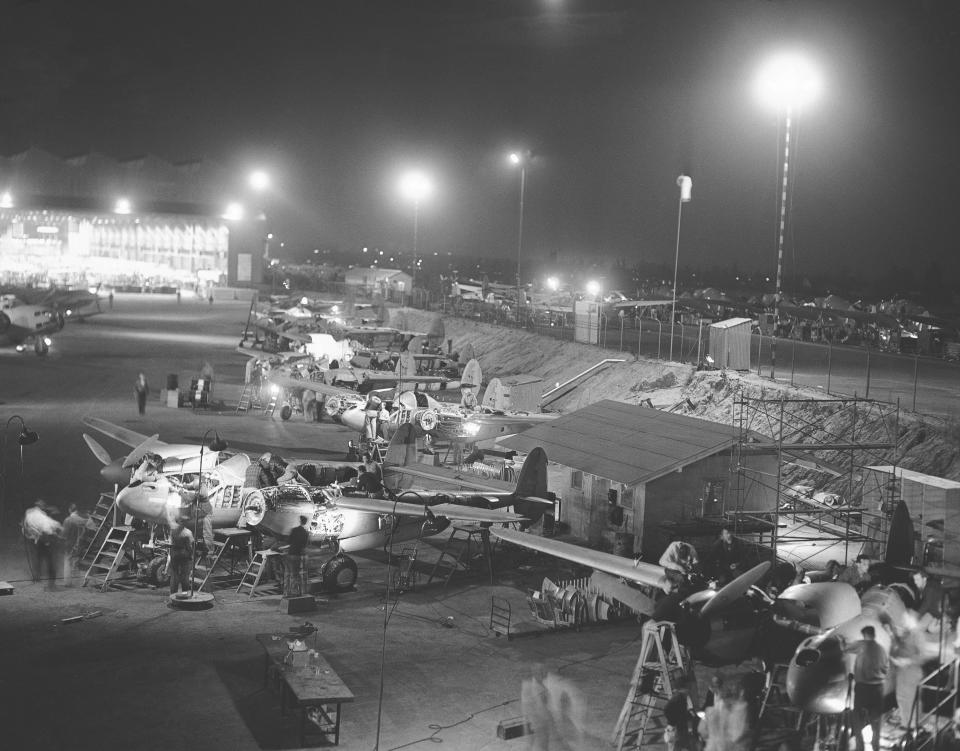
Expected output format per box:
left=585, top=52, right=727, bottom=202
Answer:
left=0, top=148, right=264, bottom=287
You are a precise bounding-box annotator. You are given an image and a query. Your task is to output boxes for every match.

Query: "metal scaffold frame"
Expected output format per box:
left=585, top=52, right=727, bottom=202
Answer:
left=727, top=393, right=902, bottom=570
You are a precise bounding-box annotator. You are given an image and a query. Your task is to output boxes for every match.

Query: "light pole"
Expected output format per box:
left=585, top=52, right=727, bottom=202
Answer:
left=670, top=175, right=692, bottom=361
left=755, top=53, right=821, bottom=379
left=399, top=171, right=433, bottom=307
left=509, top=152, right=529, bottom=325
left=173, top=428, right=227, bottom=609
left=0, top=415, right=40, bottom=527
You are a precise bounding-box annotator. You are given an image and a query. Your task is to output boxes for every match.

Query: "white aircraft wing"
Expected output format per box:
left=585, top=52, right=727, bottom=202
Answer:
left=492, top=528, right=669, bottom=591
left=82, top=417, right=154, bottom=450
left=267, top=373, right=359, bottom=399
left=332, top=495, right=526, bottom=524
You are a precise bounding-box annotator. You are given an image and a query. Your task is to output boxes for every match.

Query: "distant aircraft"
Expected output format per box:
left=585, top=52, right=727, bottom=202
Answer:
left=0, top=294, right=63, bottom=355
left=0, top=284, right=103, bottom=322
left=81, top=418, right=543, bottom=591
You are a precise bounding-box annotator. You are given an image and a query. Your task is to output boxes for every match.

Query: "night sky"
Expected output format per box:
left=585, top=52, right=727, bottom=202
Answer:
left=2, top=0, right=958, bottom=289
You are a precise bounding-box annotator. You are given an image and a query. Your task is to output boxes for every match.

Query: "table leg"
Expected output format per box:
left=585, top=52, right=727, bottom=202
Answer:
left=334, top=703, right=341, bottom=745
left=300, top=706, right=306, bottom=747
left=263, top=653, right=269, bottom=689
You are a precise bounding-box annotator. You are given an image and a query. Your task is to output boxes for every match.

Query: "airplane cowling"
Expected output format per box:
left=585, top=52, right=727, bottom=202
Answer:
left=414, top=409, right=438, bottom=432
left=242, top=490, right=266, bottom=527
left=325, top=396, right=345, bottom=418
left=0, top=311, right=10, bottom=334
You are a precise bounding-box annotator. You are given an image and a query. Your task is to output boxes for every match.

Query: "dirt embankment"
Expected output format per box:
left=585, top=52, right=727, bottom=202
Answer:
left=397, top=309, right=960, bottom=485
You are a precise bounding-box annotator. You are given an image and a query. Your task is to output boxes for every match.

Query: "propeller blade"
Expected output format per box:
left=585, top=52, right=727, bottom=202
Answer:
left=121, top=434, right=161, bottom=469
left=82, top=433, right=113, bottom=466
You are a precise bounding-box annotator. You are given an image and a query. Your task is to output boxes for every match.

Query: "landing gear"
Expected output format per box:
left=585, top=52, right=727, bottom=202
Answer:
left=280, top=404, right=293, bottom=421
left=34, top=337, right=49, bottom=356
left=148, top=557, right=170, bottom=587
left=321, top=555, right=358, bottom=592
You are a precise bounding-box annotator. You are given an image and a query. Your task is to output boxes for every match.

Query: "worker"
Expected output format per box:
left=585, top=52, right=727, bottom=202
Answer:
left=362, top=394, right=383, bottom=442
left=460, top=388, right=477, bottom=409
left=845, top=625, right=889, bottom=751
left=659, top=540, right=699, bottom=594
left=707, top=526, right=743, bottom=585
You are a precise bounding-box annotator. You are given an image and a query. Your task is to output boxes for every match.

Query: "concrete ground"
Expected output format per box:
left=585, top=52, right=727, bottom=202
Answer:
left=0, top=293, right=667, bottom=751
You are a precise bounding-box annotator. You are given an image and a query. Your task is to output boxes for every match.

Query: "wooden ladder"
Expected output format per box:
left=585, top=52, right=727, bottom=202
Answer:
left=262, top=389, right=279, bottom=417
left=235, top=383, right=262, bottom=414
left=83, top=525, right=135, bottom=592
left=612, top=620, right=692, bottom=751
left=196, top=528, right=251, bottom=590
left=78, top=492, right=117, bottom=566
left=236, top=549, right=282, bottom=597
left=426, top=525, right=484, bottom=587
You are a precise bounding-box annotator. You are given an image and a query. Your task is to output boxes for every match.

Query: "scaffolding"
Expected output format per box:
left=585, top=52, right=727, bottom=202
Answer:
left=728, top=394, right=903, bottom=571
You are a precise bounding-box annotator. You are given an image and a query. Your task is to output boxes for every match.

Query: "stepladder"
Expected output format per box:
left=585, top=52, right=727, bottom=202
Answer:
left=83, top=525, right=135, bottom=592
left=613, top=620, right=694, bottom=751
left=237, top=549, right=282, bottom=597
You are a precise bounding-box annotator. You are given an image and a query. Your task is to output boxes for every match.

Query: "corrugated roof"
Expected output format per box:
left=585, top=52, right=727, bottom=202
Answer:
left=867, top=466, right=960, bottom=490
left=501, top=399, right=740, bottom=485
left=709, top=317, right=753, bottom=330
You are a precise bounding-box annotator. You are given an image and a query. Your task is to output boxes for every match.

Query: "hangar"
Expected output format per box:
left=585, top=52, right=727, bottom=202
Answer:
left=500, top=399, right=778, bottom=559
left=0, top=148, right=265, bottom=288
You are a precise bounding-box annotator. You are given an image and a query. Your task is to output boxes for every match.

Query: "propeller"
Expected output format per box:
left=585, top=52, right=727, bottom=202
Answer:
left=121, top=434, right=161, bottom=468
left=83, top=433, right=113, bottom=466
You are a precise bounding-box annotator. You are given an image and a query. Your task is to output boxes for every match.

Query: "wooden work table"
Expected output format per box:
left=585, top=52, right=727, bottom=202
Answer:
left=255, top=634, right=355, bottom=746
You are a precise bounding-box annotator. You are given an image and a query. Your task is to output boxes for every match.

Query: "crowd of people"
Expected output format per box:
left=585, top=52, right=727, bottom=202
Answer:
left=21, top=499, right=96, bottom=588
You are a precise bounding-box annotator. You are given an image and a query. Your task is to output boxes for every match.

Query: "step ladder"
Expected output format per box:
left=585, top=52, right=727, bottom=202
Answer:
left=262, top=389, right=279, bottom=417
left=79, top=492, right=117, bottom=566
left=427, top=526, right=489, bottom=587
left=83, top=525, right=135, bottom=592
left=235, top=382, right=263, bottom=414
left=236, top=549, right=282, bottom=597
left=490, top=595, right=512, bottom=639
left=195, top=528, right=251, bottom=590
left=613, top=620, right=692, bottom=751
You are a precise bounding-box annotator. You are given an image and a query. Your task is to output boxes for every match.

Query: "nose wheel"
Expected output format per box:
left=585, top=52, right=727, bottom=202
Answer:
left=320, top=555, right=358, bottom=592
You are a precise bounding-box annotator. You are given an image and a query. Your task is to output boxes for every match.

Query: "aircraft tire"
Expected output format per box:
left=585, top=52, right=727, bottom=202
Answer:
left=321, top=555, right=358, bottom=593
left=280, top=404, right=292, bottom=421
left=149, top=557, right=170, bottom=586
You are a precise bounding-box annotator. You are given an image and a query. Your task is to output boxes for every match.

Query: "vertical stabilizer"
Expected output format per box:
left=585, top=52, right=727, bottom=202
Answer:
left=511, top=447, right=549, bottom=524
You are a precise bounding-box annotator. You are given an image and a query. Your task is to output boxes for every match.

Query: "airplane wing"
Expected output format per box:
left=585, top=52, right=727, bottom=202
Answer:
left=491, top=528, right=669, bottom=591
left=266, top=373, right=358, bottom=399
left=329, top=367, right=446, bottom=385
left=332, top=495, right=527, bottom=524
left=82, top=417, right=154, bottom=450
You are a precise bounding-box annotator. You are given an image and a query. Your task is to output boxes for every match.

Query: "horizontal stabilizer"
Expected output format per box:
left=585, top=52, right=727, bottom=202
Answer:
left=333, top=495, right=525, bottom=524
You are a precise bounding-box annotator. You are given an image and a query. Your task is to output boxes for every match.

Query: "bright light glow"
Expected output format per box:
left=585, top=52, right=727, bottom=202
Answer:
left=755, top=52, right=821, bottom=112
left=399, top=170, right=433, bottom=204
left=462, top=422, right=481, bottom=437
left=586, top=280, right=601, bottom=297
left=300, top=297, right=309, bottom=306
left=248, top=170, right=271, bottom=192
left=114, top=198, right=132, bottom=215
left=546, top=276, right=559, bottom=291
left=0, top=191, right=13, bottom=208
left=223, top=202, right=245, bottom=221
left=509, top=152, right=522, bottom=165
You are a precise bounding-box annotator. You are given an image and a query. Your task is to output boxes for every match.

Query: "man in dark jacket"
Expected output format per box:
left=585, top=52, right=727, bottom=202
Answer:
left=285, top=515, right=310, bottom=597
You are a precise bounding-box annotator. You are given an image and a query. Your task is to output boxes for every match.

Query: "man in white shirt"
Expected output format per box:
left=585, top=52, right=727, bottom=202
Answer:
left=23, top=499, right=63, bottom=587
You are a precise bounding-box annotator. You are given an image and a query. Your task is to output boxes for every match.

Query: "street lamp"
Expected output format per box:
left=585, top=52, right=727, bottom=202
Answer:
left=670, top=175, right=693, bottom=361
left=399, top=170, right=433, bottom=306
left=508, top=151, right=529, bottom=324
left=1, top=415, right=40, bottom=526
left=755, top=52, right=821, bottom=378
left=248, top=170, right=271, bottom=193
left=177, top=428, right=228, bottom=608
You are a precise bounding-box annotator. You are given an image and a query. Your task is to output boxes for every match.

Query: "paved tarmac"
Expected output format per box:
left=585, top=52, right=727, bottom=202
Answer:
left=0, top=292, right=695, bottom=751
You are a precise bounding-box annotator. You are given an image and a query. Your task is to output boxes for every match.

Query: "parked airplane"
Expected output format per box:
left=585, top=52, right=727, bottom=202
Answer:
left=0, top=294, right=64, bottom=355
left=81, top=418, right=543, bottom=591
